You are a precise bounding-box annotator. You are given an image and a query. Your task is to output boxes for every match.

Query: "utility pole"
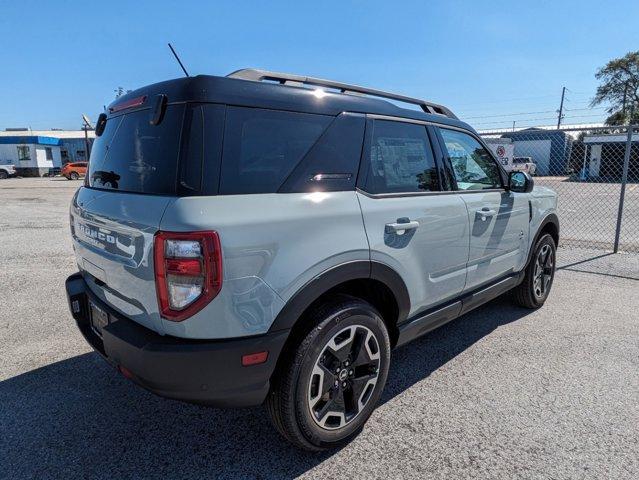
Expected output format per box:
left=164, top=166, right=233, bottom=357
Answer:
left=556, top=86, right=566, bottom=129
left=83, top=126, right=90, bottom=161
left=81, top=115, right=94, bottom=162
left=622, top=81, right=628, bottom=119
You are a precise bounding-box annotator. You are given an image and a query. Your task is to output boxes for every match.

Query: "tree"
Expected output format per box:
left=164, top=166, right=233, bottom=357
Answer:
left=591, top=51, right=639, bottom=125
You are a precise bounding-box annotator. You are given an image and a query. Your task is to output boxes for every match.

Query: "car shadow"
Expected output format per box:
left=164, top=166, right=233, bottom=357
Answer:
left=0, top=296, right=531, bottom=479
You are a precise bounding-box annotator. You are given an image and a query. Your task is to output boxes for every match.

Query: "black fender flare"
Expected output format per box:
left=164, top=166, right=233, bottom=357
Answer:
left=268, top=260, right=411, bottom=333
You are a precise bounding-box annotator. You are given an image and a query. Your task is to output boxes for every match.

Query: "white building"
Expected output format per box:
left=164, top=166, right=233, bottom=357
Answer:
left=580, top=132, right=639, bottom=180
left=0, top=129, right=95, bottom=176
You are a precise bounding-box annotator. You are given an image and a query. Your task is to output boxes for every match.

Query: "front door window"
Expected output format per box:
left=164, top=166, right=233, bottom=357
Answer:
left=440, top=129, right=502, bottom=190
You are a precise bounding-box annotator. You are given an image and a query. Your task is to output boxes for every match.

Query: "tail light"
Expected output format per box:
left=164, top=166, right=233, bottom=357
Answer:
left=154, top=231, right=222, bottom=321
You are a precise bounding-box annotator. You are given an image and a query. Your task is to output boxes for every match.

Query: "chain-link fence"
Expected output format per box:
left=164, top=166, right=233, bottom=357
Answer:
left=480, top=125, right=639, bottom=253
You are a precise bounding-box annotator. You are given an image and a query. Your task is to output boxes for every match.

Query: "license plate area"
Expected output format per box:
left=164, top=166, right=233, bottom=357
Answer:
left=89, top=302, right=109, bottom=337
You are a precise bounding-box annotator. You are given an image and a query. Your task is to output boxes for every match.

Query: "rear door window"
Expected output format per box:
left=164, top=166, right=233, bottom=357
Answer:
left=88, top=105, right=185, bottom=194
left=363, top=120, right=440, bottom=194
left=219, top=107, right=331, bottom=194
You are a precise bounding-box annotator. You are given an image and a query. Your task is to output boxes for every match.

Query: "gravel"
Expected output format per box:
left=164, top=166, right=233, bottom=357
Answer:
left=1, top=178, right=637, bottom=479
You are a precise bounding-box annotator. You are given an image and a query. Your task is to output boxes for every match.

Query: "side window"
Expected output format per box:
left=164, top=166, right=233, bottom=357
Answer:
left=280, top=113, right=365, bottom=193
left=219, top=107, right=331, bottom=195
left=439, top=128, right=502, bottom=190
left=364, top=120, right=439, bottom=194
left=17, top=145, right=31, bottom=162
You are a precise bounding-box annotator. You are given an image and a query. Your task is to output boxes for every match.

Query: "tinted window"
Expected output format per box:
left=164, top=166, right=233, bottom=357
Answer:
left=220, top=107, right=331, bottom=195
left=88, top=105, right=185, bottom=194
left=280, top=113, right=365, bottom=193
left=179, top=105, right=204, bottom=192
left=440, top=129, right=502, bottom=190
left=364, top=120, right=439, bottom=194
left=199, top=104, right=225, bottom=196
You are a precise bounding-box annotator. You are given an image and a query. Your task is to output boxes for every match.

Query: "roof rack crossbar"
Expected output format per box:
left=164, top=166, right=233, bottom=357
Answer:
left=227, top=68, right=457, bottom=119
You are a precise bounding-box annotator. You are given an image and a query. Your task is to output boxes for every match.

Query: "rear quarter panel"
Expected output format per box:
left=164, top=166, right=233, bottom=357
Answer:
left=159, top=191, right=370, bottom=339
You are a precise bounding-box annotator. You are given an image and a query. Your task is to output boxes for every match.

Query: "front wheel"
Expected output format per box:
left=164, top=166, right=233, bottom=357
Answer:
left=266, top=295, right=391, bottom=451
left=69, top=172, right=79, bottom=180
left=513, top=233, right=556, bottom=308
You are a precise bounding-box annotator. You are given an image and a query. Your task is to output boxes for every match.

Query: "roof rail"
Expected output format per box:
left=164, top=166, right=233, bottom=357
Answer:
left=227, top=68, right=457, bottom=119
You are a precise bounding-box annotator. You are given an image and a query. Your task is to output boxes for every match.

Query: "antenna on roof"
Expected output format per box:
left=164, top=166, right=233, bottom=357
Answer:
left=167, top=43, right=190, bottom=77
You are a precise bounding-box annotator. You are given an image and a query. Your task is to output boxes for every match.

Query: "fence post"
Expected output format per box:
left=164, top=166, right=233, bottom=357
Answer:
left=613, top=125, right=634, bottom=253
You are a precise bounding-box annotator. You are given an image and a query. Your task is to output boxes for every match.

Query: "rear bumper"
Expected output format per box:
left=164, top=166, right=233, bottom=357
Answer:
left=65, top=272, right=288, bottom=407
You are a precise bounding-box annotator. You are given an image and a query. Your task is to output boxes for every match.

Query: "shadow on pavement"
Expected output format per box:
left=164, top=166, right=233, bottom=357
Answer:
left=556, top=249, right=639, bottom=281
left=0, top=297, right=531, bottom=479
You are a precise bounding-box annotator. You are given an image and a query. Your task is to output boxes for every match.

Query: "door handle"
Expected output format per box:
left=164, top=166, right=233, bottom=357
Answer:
left=476, top=208, right=497, bottom=221
left=385, top=220, right=420, bottom=234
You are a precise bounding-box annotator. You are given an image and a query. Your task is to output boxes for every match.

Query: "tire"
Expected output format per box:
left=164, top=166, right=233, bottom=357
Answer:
left=513, top=233, right=556, bottom=309
left=0, top=170, right=8, bottom=179
left=69, top=172, right=79, bottom=180
left=266, top=295, right=391, bottom=451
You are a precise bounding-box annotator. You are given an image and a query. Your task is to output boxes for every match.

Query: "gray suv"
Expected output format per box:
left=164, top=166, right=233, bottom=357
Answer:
left=65, top=69, right=558, bottom=450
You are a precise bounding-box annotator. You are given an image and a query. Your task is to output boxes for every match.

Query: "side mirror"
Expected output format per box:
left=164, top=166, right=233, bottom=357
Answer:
left=508, top=171, right=534, bottom=193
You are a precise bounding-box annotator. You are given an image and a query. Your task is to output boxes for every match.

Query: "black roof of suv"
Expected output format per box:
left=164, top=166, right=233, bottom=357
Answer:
left=106, top=68, right=472, bottom=132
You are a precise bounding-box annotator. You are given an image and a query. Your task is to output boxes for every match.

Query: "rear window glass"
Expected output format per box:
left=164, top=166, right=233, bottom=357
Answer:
left=219, top=107, right=331, bottom=194
left=280, top=113, right=365, bottom=193
left=88, top=105, right=185, bottom=194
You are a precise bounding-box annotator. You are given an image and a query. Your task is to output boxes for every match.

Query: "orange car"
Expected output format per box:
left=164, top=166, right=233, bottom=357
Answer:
left=61, top=162, right=88, bottom=180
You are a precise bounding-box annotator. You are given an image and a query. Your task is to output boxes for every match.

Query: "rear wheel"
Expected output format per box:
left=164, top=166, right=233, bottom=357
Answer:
left=69, top=171, right=79, bottom=180
left=0, top=170, right=8, bottom=179
left=266, top=295, right=391, bottom=451
left=513, top=233, right=556, bottom=308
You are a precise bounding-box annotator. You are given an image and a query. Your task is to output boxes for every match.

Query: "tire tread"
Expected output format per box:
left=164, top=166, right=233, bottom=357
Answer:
left=266, top=294, right=388, bottom=451
left=513, top=233, right=555, bottom=309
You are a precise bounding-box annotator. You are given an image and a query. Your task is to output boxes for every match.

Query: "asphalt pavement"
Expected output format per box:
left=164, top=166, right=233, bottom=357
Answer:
left=1, top=178, right=637, bottom=479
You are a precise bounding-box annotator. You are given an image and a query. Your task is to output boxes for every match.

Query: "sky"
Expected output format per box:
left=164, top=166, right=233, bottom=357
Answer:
left=1, top=0, right=637, bottom=131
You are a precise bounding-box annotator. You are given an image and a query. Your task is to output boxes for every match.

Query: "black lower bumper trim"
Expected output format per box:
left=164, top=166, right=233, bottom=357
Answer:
left=65, top=272, right=289, bottom=408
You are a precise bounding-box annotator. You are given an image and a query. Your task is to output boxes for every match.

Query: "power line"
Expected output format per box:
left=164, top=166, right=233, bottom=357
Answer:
left=462, top=109, right=557, bottom=120
left=471, top=112, right=606, bottom=126
left=459, top=106, right=607, bottom=122
left=564, top=106, right=607, bottom=112
left=451, top=93, right=562, bottom=111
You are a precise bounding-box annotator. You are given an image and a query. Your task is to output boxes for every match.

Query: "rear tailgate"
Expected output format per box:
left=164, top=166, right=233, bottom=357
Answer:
left=71, top=188, right=174, bottom=333
left=70, top=100, right=191, bottom=334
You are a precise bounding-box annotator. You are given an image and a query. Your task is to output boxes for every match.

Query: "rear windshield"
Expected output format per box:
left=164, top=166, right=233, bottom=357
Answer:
left=88, top=105, right=185, bottom=194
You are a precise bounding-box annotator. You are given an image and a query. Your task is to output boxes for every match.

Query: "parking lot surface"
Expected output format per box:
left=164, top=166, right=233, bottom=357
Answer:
left=535, top=177, right=639, bottom=251
left=1, top=178, right=638, bottom=479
